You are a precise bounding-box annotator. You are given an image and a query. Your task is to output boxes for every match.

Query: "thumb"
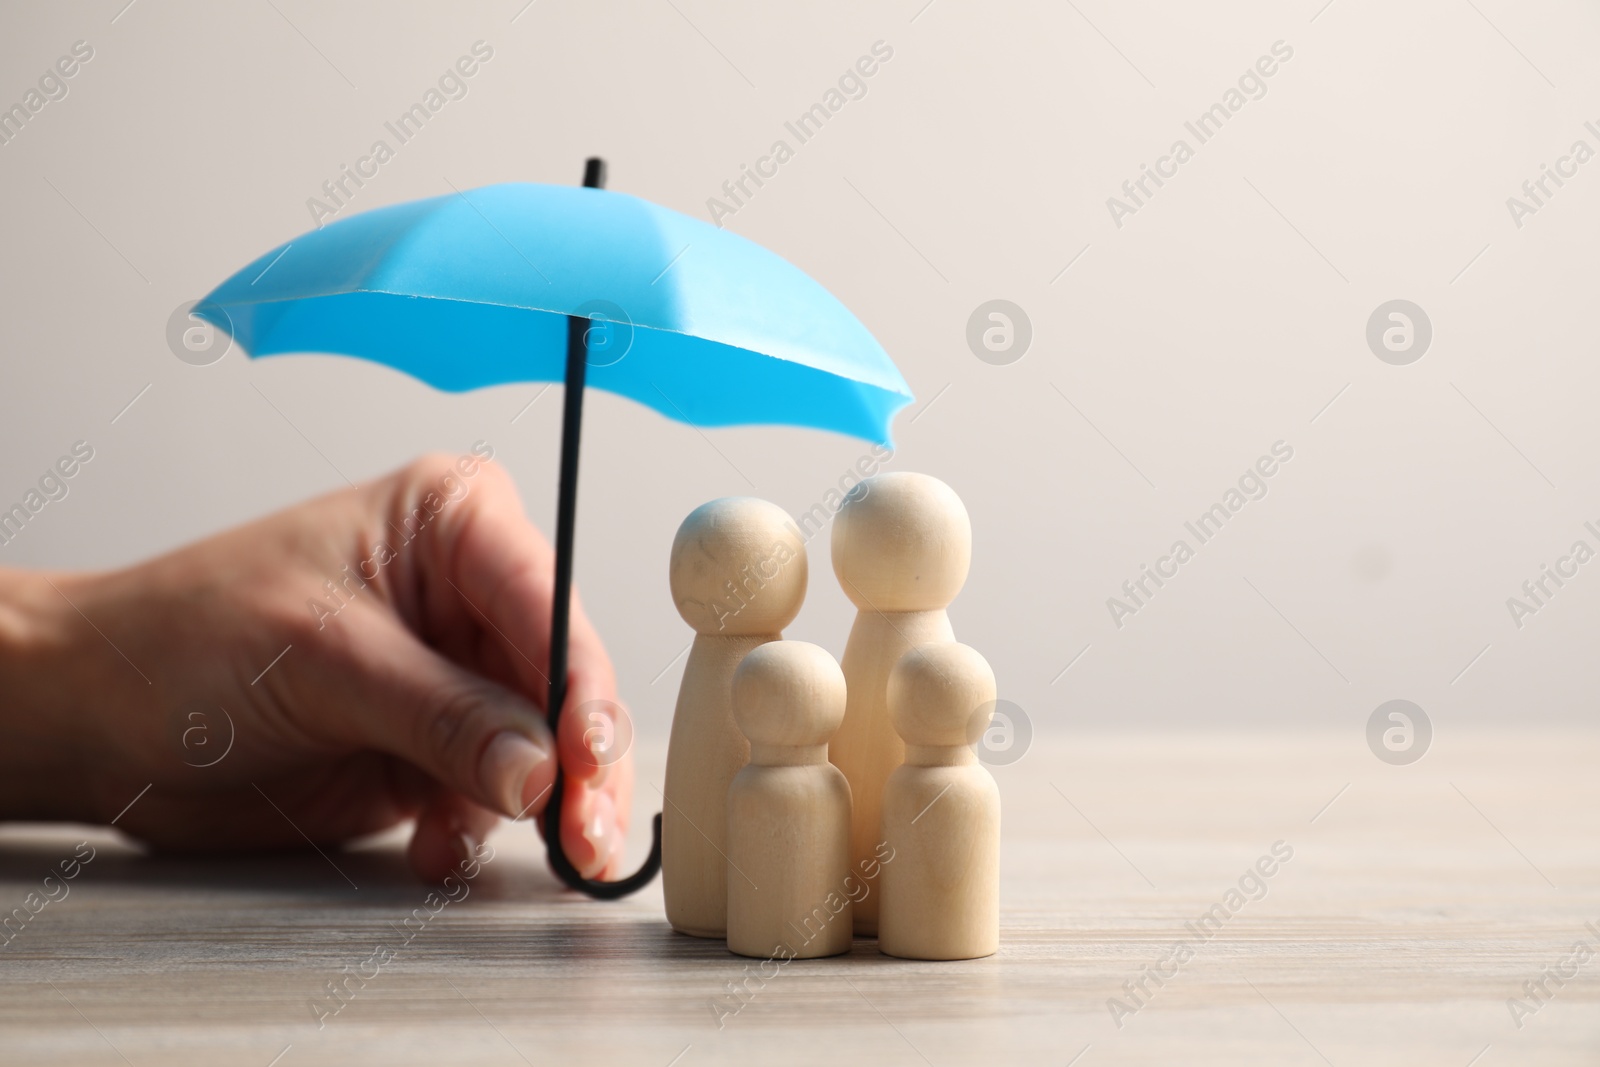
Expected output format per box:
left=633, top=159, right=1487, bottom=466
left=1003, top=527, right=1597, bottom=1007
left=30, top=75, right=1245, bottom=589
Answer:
left=312, top=612, right=558, bottom=821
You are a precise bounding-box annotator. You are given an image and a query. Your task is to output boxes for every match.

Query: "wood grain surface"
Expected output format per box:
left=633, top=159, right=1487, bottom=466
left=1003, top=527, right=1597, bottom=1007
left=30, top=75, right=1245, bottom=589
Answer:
left=1, top=730, right=1596, bottom=1066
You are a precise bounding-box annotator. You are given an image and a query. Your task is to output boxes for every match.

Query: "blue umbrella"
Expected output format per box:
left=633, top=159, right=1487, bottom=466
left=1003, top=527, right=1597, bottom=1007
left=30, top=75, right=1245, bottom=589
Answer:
left=197, top=160, right=913, bottom=899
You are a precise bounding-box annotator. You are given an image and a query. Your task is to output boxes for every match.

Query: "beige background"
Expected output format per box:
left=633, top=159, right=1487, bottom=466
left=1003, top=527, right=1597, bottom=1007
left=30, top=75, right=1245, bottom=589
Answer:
left=2, top=4, right=1597, bottom=763
left=4, top=3, right=1600, bottom=1064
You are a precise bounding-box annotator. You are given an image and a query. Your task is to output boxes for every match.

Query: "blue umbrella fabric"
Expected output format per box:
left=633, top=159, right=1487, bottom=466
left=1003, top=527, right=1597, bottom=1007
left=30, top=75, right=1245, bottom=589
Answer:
left=196, top=164, right=912, bottom=900
left=196, top=181, right=911, bottom=445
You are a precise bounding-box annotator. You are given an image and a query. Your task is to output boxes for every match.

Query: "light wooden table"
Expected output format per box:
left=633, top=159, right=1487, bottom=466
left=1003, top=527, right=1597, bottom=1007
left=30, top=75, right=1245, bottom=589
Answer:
left=2, top=731, right=1596, bottom=1066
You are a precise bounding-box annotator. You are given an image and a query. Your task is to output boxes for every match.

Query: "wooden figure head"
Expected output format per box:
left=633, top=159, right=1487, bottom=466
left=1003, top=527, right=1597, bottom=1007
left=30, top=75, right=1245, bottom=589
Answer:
left=888, top=642, right=996, bottom=749
left=670, top=497, right=808, bottom=636
left=831, top=472, right=971, bottom=613
left=732, top=640, right=847, bottom=751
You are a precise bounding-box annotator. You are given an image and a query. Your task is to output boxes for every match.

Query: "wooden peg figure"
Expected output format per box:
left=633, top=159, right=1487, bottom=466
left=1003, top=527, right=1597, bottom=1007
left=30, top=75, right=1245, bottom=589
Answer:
left=662, top=498, right=808, bottom=938
left=830, top=472, right=971, bottom=935
left=878, top=642, right=999, bottom=961
left=726, top=641, right=853, bottom=959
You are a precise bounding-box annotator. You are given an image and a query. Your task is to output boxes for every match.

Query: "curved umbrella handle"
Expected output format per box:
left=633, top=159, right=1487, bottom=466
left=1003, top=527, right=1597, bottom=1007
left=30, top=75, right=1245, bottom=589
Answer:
left=537, top=157, right=665, bottom=900
left=542, top=775, right=664, bottom=899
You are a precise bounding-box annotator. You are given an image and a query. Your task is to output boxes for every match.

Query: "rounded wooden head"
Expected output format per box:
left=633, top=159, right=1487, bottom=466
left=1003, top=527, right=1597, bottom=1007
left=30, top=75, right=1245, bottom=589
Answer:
left=888, top=642, right=996, bottom=748
left=670, top=498, right=807, bottom=635
left=731, top=641, right=846, bottom=747
left=831, top=472, right=971, bottom=612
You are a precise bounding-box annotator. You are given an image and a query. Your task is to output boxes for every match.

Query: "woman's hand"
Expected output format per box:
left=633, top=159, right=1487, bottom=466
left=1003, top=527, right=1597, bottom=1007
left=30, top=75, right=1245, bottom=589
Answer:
left=0, top=449, right=631, bottom=884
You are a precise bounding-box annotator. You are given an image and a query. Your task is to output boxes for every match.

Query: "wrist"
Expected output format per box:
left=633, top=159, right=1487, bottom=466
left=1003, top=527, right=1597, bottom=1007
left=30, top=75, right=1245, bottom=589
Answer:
left=0, top=568, right=111, bottom=821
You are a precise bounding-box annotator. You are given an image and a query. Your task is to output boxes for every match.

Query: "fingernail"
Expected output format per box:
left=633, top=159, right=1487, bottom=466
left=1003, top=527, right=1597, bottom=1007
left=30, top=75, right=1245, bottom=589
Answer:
left=479, top=730, right=553, bottom=819
left=584, top=720, right=613, bottom=788
left=450, top=828, right=476, bottom=871
left=578, top=790, right=619, bottom=880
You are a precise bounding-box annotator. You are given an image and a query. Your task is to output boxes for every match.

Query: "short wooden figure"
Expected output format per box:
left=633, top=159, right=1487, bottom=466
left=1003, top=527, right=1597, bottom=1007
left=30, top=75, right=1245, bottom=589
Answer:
left=830, top=472, right=971, bottom=935
left=662, top=497, right=808, bottom=938
left=726, top=641, right=853, bottom=959
left=878, top=642, right=999, bottom=961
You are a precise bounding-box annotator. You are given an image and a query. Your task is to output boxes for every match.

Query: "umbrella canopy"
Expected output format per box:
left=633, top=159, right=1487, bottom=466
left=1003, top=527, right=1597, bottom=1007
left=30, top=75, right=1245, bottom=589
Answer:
left=196, top=181, right=911, bottom=444
left=195, top=163, right=913, bottom=900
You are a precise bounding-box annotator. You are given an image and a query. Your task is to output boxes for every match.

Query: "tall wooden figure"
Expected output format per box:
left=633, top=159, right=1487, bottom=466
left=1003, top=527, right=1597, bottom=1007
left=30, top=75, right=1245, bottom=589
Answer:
left=830, top=472, right=971, bottom=935
left=878, top=642, right=1000, bottom=960
left=726, top=641, right=853, bottom=959
left=663, top=498, right=808, bottom=938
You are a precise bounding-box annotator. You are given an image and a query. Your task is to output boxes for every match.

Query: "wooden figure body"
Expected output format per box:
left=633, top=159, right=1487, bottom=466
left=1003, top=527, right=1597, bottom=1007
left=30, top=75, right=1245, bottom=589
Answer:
left=878, top=642, right=999, bottom=961
left=726, top=641, right=853, bottom=959
left=830, top=473, right=971, bottom=935
left=662, top=498, right=807, bottom=938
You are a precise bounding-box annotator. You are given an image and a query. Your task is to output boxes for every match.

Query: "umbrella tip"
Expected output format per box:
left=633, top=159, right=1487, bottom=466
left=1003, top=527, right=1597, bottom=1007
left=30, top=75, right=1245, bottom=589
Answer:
left=583, top=157, right=607, bottom=190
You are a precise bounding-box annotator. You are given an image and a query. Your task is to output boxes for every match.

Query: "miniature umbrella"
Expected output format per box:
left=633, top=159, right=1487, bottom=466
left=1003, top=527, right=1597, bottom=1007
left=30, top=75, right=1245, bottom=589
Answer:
left=195, top=159, right=913, bottom=899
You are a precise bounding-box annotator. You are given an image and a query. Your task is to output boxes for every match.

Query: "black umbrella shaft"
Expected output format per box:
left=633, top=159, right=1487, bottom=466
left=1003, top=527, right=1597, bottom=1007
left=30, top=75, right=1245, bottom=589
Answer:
left=546, top=157, right=605, bottom=735
left=545, top=314, right=587, bottom=737
left=540, top=157, right=662, bottom=902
